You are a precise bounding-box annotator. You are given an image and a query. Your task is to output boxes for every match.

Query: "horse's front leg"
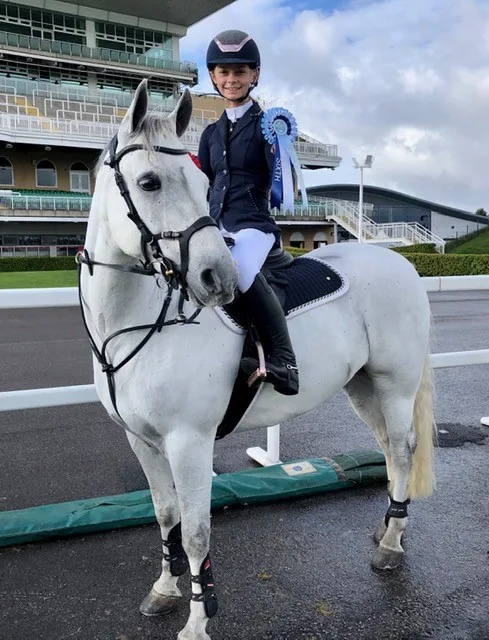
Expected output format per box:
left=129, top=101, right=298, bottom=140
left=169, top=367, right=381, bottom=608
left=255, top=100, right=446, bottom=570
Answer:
left=126, top=433, right=187, bottom=616
left=165, top=429, right=216, bottom=640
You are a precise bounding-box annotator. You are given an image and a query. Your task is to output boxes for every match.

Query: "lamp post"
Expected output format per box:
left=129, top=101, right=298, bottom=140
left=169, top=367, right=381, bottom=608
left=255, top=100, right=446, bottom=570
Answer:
left=352, top=154, right=374, bottom=242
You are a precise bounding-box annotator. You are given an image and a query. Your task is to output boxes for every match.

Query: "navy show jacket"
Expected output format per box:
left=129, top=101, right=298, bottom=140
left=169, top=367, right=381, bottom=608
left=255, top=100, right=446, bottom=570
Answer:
left=198, top=100, right=281, bottom=240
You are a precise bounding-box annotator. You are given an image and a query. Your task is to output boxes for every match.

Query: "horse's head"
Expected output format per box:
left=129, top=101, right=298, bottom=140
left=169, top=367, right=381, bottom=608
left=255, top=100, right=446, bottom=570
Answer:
left=98, top=79, right=237, bottom=307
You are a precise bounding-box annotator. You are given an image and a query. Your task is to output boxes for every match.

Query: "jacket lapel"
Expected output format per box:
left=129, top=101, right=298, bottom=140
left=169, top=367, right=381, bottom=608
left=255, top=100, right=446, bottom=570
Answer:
left=228, top=101, right=262, bottom=142
left=215, top=111, right=228, bottom=145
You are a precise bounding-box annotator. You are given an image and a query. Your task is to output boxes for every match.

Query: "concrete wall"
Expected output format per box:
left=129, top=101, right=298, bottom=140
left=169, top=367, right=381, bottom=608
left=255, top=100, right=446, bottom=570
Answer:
left=191, top=94, right=225, bottom=119
left=280, top=224, right=335, bottom=250
left=0, top=146, right=99, bottom=193
left=431, top=212, right=487, bottom=240
left=0, top=219, right=337, bottom=250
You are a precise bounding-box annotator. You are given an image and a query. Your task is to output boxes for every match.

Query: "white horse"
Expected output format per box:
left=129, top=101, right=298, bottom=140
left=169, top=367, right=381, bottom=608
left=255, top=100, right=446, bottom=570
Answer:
left=79, top=80, right=436, bottom=640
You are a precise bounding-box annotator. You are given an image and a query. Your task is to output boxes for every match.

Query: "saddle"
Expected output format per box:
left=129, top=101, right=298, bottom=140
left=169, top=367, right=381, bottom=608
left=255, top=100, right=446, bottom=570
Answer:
left=215, top=246, right=347, bottom=440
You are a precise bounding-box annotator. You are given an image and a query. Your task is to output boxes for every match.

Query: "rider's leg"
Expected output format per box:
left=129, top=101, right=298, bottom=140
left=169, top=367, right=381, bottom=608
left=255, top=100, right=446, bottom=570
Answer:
left=220, top=226, right=273, bottom=293
left=225, top=228, right=299, bottom=396
left=240, top=273, right=299, bottom=395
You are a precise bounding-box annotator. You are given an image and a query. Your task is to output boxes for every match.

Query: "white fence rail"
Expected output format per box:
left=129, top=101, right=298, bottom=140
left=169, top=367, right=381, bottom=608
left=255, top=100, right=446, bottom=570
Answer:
left=0, top=277, right=488, bottom=458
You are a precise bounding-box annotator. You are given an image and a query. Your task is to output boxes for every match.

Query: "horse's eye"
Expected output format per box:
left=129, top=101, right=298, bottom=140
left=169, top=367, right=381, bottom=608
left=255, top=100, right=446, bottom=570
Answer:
left=138, top=174, right=161, bottom=191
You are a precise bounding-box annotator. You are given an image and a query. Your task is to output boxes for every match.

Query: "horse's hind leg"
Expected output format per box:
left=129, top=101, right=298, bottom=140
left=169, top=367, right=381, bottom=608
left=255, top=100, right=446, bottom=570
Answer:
left=345, top=370, right=392, bottom=544
left=345, top=370, right=416, bottom=570
left=126, top=432, right=185, bottom=616
left=370, top=380, right=419, bottom=570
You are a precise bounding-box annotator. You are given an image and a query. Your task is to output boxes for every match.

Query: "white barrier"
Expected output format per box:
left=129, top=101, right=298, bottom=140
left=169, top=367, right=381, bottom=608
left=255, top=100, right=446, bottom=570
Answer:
left=423, top=275, right=489, bottom=292
left=0, top=277, right=488, bottom=460
left=0, top=287, right=78, bottom=309
left=0, top=385, right=97, bottom=412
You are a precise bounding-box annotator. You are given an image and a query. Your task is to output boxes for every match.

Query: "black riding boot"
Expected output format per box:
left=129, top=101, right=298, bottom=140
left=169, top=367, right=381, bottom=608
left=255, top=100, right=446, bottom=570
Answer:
left=240, top=273, right=299, bottom=396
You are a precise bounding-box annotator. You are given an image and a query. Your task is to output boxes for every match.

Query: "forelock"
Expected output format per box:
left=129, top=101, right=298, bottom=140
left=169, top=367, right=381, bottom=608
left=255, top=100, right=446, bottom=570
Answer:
left=97, top=112, right=177, bottom=173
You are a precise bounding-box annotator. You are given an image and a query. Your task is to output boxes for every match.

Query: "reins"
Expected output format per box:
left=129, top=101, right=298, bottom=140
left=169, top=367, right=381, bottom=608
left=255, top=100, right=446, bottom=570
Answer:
left=77, top=134, right=215, bottom=420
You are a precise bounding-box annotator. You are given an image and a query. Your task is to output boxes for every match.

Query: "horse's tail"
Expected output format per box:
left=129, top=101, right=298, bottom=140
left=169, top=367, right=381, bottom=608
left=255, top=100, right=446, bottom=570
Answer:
left=408, top=355, right=437, bottom=499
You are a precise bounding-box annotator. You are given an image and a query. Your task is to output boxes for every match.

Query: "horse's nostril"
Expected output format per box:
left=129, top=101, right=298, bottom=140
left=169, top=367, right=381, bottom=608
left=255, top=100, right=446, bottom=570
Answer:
left=201, top=268, right=219, bottom=291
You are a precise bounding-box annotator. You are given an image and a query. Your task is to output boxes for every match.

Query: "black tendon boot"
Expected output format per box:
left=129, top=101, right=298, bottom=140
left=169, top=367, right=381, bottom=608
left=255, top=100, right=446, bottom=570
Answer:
left=240, top=273, right=299, bottom=396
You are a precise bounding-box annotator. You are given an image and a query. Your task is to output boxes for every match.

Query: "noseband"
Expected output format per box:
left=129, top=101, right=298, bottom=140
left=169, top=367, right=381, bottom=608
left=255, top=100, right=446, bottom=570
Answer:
left=78, top=134, right=217, bottom=297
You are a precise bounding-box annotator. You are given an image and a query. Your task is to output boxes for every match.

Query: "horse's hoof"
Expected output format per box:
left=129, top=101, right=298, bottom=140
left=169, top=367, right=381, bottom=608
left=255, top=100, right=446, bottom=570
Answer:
left=140, top=589, right=180, bottom=617
left=371, top=546, right=404, bottom=571
left=373, top=522, right=387, bottom=544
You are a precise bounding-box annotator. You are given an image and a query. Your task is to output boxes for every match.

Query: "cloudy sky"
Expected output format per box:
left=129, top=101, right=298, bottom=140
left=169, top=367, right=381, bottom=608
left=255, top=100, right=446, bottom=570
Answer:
left=181, top=0, right=489, bottom=212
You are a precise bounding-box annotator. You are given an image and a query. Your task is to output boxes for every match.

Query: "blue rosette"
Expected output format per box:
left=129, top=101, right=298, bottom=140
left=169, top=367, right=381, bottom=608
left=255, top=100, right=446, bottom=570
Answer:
left=262, top=107, right=309, bottom=212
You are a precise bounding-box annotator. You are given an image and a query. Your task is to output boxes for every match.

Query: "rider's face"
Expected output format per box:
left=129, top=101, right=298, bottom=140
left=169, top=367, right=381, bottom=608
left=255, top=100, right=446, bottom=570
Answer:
left=210, top=64, right=258, bottom=105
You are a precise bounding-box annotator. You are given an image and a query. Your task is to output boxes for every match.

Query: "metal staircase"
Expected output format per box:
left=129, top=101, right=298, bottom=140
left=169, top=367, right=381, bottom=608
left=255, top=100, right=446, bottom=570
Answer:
left=307, top=197, right=446, bottom=253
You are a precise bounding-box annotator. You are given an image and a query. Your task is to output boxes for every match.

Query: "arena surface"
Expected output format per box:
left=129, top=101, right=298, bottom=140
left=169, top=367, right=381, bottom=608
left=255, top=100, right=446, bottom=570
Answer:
left=0, top=290, right=488, bottom=640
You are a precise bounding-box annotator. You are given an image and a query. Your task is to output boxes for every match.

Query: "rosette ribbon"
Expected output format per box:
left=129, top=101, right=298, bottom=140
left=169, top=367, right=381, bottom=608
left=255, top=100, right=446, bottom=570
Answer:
left=262, top=107, right=309, bottom=212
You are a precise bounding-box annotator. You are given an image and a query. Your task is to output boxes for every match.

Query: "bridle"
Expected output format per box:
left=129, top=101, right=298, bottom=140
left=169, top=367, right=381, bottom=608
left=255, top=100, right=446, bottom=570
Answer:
left=78, top=134, right=217, bottom=294
left=77, top=134, right=218, bottom=420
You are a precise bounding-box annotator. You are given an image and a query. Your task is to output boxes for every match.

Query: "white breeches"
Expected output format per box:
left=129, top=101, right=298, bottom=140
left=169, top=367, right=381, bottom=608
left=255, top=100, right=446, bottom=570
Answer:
left=220, top=227, right=275, bottom=293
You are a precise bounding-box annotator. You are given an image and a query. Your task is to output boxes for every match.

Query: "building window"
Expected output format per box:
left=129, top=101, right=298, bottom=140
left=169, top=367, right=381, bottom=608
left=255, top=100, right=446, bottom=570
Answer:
left=95, top=21, right=172, bottom=57
left=0, top=157, right=13, bottom=186
left=289, top=231, right=305, bottom=249
left=70, top=161, right=90, bottom=193
left=313, top=231, right=328, bottom=249
left=0, top=5, right=85, bottom=42
left=36, top=159, right=57, bottom=187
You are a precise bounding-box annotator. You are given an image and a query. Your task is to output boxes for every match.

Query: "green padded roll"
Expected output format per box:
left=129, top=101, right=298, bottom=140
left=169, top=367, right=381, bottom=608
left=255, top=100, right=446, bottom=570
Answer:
left=0, top=450, right=386, bottom=548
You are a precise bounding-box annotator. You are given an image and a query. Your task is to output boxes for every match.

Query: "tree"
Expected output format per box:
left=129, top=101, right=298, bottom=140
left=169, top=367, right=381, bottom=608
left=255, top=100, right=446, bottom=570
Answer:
left=475, top=208, right=487, bottom=216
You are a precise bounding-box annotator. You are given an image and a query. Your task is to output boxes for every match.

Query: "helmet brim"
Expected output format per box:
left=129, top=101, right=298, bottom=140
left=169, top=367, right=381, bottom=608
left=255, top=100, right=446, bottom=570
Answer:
left=207, top=57, right=259, bottom=67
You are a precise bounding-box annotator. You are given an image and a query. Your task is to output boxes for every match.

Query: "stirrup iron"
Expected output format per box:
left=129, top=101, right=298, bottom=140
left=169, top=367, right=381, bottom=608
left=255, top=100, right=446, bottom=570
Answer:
left=246, top=341, right=267, bottom=388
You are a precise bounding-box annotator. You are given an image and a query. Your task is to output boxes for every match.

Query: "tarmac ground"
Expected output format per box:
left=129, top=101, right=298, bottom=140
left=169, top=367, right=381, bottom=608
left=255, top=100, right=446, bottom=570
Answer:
left=0, top=290, right=488, bottom=640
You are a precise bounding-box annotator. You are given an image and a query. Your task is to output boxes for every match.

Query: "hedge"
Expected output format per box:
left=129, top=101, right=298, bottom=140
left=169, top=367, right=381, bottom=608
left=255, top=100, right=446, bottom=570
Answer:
left=285, top=246, right=489, bottom=277
left=0, top=251, right=307, bottom=272
left=284, top=246, right=308, bottom=258
left=392, top=243, right=437, bottom=254
left=399, top=253, right=489, bottom=276
left=0, top=257, right=76, bottom=272
left=2, top=249, right=488, bottom=277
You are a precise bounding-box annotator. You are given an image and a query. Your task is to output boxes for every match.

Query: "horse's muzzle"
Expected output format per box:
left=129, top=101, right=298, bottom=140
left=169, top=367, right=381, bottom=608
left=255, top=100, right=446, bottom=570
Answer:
left=188, top=264, right=236, bottom=307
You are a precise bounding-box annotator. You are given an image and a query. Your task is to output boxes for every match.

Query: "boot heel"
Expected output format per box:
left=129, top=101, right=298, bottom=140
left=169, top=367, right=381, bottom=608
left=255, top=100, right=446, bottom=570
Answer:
left=272, top=365, right=299, bottom=396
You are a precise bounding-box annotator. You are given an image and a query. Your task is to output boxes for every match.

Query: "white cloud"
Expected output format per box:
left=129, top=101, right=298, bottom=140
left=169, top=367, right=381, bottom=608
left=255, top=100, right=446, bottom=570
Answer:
left=182, top=0, right=489, bottom=211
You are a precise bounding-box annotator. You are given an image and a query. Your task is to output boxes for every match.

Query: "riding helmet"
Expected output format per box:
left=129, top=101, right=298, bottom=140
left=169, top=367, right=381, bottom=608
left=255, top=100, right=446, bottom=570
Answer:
left=206, top=30, right=261, bottom=69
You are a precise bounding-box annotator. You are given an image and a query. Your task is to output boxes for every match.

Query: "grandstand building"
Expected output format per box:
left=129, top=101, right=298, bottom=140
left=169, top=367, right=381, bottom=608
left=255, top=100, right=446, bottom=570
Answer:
left=0, top=0, right=341, bottom=256
left=308, top=184, right=489, bottom=242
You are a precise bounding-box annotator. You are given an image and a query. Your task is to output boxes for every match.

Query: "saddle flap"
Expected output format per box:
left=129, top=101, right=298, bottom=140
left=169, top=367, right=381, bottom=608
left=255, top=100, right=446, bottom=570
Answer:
left=263, top=247, right=294, bottom=271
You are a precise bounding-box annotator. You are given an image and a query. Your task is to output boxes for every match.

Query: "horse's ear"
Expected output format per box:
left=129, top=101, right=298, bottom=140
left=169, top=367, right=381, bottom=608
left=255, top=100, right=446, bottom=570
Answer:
left=170, top=88, right=193, bottom=138
left=119, top=79, right=148, bottom=138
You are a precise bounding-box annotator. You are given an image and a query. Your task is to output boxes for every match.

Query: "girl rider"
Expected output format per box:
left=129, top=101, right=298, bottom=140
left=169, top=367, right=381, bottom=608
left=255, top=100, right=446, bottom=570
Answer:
left=198, top=30, right=299, bottom=396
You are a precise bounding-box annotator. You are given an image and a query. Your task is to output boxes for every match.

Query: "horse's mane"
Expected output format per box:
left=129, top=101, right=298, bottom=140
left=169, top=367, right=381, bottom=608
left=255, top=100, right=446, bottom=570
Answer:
left=96, top=113, right=176, bottom=174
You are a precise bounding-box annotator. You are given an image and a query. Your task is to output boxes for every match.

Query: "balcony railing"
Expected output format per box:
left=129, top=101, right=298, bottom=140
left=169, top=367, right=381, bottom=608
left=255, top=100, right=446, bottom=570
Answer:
left=0, top=31, right=197, bottom=76
left=0, top=192, right=446, bottom=251
left=0, top=195, right=357, bottom=220
left=0, top=112, right=340, bottom=167
left=0, top=76, right=177, bottom=111
left=0, top=245, right=81, bottom=257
